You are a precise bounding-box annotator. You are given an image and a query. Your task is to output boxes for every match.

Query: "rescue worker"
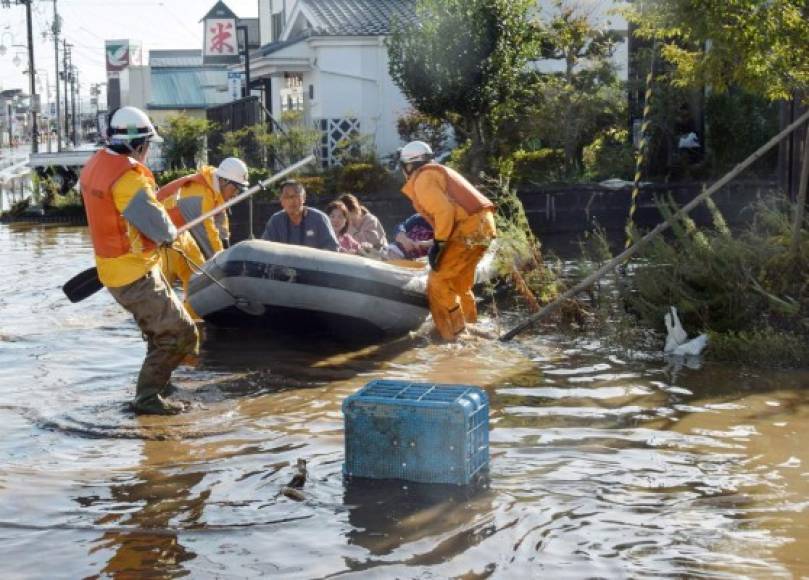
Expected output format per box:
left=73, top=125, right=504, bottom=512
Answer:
left=399, top=141, right=496, bottom=341
left=79, top=106, right=198, bottom=415
left=156, top=157, right=249, bottom=315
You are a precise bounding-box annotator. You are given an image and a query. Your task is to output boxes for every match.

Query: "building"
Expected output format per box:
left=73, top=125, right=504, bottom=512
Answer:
left=146, top=49, right=232, bottom=126
left=252, top=0, right=417, bottom=166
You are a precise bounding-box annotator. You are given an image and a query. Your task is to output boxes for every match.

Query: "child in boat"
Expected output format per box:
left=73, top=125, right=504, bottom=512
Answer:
left=326, top=200, right=363, bottom=254
left=385, top=213, right=434, bottom=260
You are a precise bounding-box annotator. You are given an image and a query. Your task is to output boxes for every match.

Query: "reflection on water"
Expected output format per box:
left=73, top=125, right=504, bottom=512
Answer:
left=1, top=224, right=809, bottom=578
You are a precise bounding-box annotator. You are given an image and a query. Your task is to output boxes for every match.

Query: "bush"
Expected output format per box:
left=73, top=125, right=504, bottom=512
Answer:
left=331, top=162, right=397, bottom=195
left=509, top=149, right=565, bottom=187
left=582, top=129, right=635, bottom=181
left=155, top=168, right=195, bottom=187
left=161, top=113, right=214, bottom=170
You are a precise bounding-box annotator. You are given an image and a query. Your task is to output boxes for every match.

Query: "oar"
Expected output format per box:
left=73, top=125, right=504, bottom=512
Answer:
left=62, top=154, right=316, bottom=303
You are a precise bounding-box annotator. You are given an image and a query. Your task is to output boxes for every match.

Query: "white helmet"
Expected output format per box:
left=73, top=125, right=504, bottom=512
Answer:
left=399, top=140, right=434, bottom=165
left=215, top=157, right=249, bottom=188
left=108, top=106, right=163, bottom=143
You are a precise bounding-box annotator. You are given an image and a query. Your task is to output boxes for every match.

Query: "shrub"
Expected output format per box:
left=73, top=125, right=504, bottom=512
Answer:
left=155, top=168, right=195, bottom=187
left=333, top=162, right=397, bottom=195
left=161, top=113, right=214, bottom=170
left=509, top=149, right=566, bottom=187
left=582, top=129, right=635, bottom=181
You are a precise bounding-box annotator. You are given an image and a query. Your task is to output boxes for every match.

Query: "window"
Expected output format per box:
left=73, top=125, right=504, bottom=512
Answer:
left=272, top=12, right=284, bottom=41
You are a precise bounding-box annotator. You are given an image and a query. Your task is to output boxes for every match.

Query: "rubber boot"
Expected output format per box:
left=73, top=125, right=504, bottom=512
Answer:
left=132, top=393, right=186, bottom=415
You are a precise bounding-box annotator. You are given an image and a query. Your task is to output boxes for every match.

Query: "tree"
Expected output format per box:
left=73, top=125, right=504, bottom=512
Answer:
left=628, top=0, right=809, bottom=101
left=387, top=0, right=541, bottom=175
left=161, top=113, right=214, bottom=169
left=530, top=1, right=626, bottom=173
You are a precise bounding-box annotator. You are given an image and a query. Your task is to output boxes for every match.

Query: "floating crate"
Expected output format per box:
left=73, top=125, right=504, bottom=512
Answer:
left=343, top=380, right=489, bottom=485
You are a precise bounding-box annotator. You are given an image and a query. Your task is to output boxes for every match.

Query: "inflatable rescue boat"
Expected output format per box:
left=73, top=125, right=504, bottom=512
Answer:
left=186, top=240, right=430, bottom=338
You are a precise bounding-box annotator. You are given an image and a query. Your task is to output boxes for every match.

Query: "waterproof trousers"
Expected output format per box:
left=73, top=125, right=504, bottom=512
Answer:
left=107, top=266, right=199, bottom=410
left=427, top=210, right=496, bottom=341
left=159, top=232, right=205, bottom=319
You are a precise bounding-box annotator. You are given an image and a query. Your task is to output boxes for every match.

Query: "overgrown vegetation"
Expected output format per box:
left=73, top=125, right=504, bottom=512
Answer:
left=576, top=198, right=809, bottom=367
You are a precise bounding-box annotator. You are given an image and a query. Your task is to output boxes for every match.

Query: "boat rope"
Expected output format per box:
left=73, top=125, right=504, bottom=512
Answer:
left=624, top=37, right=658, bottom=249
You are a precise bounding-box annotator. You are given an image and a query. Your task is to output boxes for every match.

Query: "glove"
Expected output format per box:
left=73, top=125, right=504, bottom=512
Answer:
left=428, top=241, right=445, bottom=271
left=222, top=238, right=230, bottom=249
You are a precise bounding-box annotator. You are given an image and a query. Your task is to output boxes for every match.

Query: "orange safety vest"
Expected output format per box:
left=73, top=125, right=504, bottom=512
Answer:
left=80, top=149, right=157, bottom=259
left=410, top=163, right=495, bottom=216
left=156, top=172, right=212, bottom=227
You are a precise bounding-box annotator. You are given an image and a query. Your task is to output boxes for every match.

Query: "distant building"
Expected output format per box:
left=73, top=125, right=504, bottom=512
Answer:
left=146, top=49, right=232, bottom=126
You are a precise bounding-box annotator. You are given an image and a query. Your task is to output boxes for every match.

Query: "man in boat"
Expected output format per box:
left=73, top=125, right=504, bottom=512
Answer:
left=79, top=106, right=198, bottom=415
left=398, top=141, right=496, bottom=341
left=157, top=157, right=249, bottom=315
left=261, top=179, right=340, bottom=251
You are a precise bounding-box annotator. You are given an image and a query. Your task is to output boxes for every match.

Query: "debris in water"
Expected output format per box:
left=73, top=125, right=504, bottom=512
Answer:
left=280, top=459, right=307, bottom=501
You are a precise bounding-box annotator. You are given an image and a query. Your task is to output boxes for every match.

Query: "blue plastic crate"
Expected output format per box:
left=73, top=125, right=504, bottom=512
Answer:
left=343, top=380, right=489, bottom=485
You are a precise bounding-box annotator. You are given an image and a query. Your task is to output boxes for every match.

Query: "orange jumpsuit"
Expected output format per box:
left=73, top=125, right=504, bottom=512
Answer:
left=401, top=163, right=496, bottom=340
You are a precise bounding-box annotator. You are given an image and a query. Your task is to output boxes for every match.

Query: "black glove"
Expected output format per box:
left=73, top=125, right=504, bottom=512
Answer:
left=222, top=237, right=230, bottom=249
left=428, top=241, right=445, bottom=271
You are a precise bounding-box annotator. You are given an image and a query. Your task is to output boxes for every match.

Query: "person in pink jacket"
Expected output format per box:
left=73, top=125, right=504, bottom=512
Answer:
left=338, top=193, right=388, bottom=250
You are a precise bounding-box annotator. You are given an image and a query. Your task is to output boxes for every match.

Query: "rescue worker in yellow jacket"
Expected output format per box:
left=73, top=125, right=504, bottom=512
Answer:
left=399, top=141, right=496, bottom=341
left=79, top=106, right=198, bottom=415
left=156, top=157, right=248, bottom=315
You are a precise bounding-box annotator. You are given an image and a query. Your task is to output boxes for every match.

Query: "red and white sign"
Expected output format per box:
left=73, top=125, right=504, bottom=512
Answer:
left=204, top=18, right=237, bottom=56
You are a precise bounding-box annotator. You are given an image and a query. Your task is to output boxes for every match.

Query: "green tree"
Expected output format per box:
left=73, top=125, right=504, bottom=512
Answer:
left=387, top=0, right=541, bottom=175
left=628, top=0, right=809, bottom=101
left=161, top=113, right=214, bottom=169
left=530, top=2, right=626, bottom=174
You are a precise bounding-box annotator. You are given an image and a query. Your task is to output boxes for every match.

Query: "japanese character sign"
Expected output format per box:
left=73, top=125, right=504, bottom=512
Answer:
left=204, top=18, right=237, bottom=56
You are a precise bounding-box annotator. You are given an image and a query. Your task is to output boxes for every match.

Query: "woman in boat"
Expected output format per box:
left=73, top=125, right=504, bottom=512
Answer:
left=338, top=193, right=388, bottom=250
left=326, top=200, right=362, bottom=254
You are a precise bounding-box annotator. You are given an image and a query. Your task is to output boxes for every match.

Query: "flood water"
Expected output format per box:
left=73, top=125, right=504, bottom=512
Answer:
left=1, top=223, right=808, bottom=578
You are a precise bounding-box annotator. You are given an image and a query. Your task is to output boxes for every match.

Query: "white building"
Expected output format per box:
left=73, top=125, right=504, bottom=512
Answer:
left=253, top=0, right=417, bottom=166
left=252, top=0, right=629, bottom=166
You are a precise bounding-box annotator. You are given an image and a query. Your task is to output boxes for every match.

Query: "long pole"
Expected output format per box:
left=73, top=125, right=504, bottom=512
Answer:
left=24, top=0, right=38, bottom=153
left=70, top=65, right=76, bottom=146
left=500, top=109, right=809, bottom=342
left=52, top=0, right=61, bottom=151
left=63, top=41, right=70, bottom=146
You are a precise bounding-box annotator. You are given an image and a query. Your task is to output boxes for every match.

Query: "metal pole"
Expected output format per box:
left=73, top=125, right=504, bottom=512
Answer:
left=63, top=41, right=70, bottom=147
left=52, top=0, right=61, bottom=151
left=23, top=0, right=38, bottom=153
left=70, top=65, right=76, bottom=146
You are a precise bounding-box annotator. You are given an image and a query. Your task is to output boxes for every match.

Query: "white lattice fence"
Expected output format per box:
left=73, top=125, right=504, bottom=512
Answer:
left=317, top=117, right=361, bottom=167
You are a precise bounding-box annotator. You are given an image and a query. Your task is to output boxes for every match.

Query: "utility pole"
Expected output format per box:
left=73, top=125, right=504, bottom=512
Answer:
left=62, top=41, right=70, bottom=147
left=22, top=0, right=38, bottom=153
left=70, top=64, right=77, bottom=146
left=52, top=0, right=61, bottom=151
left=75, top=67, right=81, bottom=143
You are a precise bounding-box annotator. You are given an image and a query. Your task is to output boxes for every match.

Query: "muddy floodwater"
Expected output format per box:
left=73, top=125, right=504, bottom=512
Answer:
left=1, top=223, right=809, bottom=578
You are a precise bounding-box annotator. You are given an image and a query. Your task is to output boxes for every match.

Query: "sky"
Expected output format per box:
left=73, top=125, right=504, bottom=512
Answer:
left=0, top=0, right=258, bottom=105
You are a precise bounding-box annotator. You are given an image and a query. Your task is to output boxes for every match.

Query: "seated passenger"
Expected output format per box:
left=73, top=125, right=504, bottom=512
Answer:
left=386, top=213, right=434, bottom=260
left=261, top=180, right=339, bottom=251
left=326, top=200, right=362, bottom=254
left=338, top=193, right=388, bottom=250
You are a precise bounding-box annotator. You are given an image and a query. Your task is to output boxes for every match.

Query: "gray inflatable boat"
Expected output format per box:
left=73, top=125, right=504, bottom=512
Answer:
left=187, top=240, right=430, bottom=339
